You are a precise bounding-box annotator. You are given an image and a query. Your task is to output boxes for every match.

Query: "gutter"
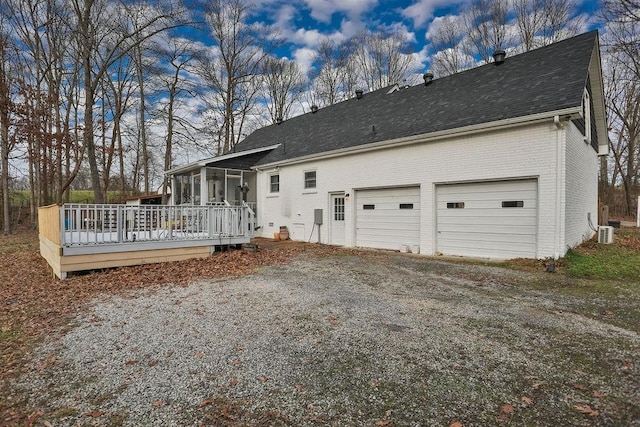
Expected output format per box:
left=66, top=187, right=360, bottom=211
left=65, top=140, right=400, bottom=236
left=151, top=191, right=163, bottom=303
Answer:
left=253, top=107, right=582, bottom=170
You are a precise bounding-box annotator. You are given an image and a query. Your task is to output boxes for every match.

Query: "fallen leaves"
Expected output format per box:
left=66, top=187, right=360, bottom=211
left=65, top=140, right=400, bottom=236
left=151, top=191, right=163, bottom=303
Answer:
left=375, top=420, right=393, bottom=426
left=152, top=400, right=163, bottom=407
left=501, top=404, right=514, bottom=415
left=0, top=232, right=349, bottom=425
left=521, top=396, right=533, bottom=407
left=450, top=422, right=463, bottom=427
left=257, top=375, right=269, bottom=382
left=496, top=403, right=515, bottom=422
left=574, top=404, right=599, bottom=417
left=83, top=410, right=104, bottom=417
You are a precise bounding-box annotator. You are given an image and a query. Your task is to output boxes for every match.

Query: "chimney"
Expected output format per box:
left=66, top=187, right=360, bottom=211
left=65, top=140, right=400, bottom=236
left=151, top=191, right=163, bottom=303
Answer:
left=492, top=49, right=506, bottom=65
left=423, top=71, right=434, bottom=86
left=311, top=105, right=318, bottom=113
left=355, top=89, right=363, bottom=99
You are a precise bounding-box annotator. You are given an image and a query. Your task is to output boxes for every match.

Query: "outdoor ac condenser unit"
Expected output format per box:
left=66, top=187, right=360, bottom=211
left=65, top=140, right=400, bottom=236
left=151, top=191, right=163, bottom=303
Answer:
left=598, top=226, right=614, bottom=244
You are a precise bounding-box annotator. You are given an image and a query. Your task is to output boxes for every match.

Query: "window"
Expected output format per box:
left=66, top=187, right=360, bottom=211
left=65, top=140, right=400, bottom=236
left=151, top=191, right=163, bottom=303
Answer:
left=334, top=197, right=345, bottom=221
left=363, top=204, right=375, bottom=210
left=502, top=201, right=524, bottom=208
left=304, top=171, right=316, bottom=189
left=582, top=89, right=591, bottom=143
left=399, top=203, right=413, bottom=209
left=270, top=174, right=280, bottom=193
left=447, top=202, right=465, bottom=209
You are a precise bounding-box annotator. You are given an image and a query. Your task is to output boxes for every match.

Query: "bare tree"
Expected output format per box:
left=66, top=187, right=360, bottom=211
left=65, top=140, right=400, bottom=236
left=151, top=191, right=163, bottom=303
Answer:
left=199, top=0, right=280, bottom=154
left=602, top=0, right=640, bottom=79
left=153, top=37, right=196, bottom=202
left=463, top=0, right=511, bottom=63
left=428, top=15, right=473, bottom=76
left=308, top=38, right=355, bottom=107
left=261, top=56, right=305, bottom=123
left=601, top=0, right=640, bottom=216
left=70, top=0, right=187, bottom=203
left=0, top=11, right=16, bottom=234
left=513, top=0, right=582, bottom=51
left=103, top=55, right=136, bottom=196
left=351, top=29, right=418, bottom=91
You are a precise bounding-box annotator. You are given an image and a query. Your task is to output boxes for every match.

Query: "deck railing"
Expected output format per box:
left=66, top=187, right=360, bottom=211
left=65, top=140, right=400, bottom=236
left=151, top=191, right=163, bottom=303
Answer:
left=57, top=203, right=254, bottom=247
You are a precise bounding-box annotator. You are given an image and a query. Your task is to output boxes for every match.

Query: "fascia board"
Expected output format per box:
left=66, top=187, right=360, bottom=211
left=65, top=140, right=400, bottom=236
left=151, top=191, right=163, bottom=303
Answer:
left=253, top=107, right=581, bottom=170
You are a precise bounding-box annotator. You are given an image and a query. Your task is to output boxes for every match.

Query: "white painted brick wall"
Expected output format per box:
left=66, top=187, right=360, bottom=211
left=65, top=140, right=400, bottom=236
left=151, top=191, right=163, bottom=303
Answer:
left=256, top=120, right=589, bottom=259
left=564, top=121, right=598, bottom=250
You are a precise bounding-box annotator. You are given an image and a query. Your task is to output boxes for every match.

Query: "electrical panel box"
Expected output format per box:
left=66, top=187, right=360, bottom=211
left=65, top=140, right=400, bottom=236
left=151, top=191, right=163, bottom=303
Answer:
left=314, top=209, right=323, bottom=225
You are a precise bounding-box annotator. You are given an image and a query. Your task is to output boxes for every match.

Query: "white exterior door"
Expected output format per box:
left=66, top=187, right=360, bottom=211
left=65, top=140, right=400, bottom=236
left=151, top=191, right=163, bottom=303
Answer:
left=355, top=187, right=420, bottom=251
left=436, top=179, right=538, bottom=259
left=330, top=194, right=345, bottom=245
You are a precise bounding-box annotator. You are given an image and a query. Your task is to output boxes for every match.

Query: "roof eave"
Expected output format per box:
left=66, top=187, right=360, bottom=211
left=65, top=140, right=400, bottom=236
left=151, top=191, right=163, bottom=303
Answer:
left=588, top=34, right=609, bottom=154
left=252, top=107, right=582, bottom=170
left=165, top=144, right=281, bottom=175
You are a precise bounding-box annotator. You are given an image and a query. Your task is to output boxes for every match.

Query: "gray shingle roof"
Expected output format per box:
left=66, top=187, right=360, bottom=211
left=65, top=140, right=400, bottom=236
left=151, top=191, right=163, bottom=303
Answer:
left=235, top=31, right=598, bottom=166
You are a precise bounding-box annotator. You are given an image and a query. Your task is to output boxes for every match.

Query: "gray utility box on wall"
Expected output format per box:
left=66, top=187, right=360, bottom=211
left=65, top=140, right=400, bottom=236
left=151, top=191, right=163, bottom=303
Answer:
left=314, top=209, right=323, bottom=225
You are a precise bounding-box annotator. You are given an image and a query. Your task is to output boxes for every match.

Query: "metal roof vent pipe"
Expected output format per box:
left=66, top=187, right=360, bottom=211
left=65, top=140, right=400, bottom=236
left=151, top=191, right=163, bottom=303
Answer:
left=493, top=49, right=506, bottom=65
left=423, top=71, right=434, bottom=86
left=355, top=88, right=363, bottom=99
left=311, top=105, right=318, bottom=113
left=276, top=117, right=283, bottom=125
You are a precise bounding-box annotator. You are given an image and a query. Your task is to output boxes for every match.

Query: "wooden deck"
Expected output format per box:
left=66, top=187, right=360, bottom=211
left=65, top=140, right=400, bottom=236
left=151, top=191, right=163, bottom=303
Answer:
left=39, top=203, right=254, bottom=279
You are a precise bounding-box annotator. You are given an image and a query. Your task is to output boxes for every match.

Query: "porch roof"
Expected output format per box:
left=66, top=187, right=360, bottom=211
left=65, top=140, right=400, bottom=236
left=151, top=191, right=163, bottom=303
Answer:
left=165, top=144, right=280, bottom=176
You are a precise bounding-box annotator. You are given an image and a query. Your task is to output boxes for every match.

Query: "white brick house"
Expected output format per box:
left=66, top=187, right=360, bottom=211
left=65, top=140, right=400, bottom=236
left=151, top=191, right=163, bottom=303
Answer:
left=167, top=31, right=607, bottom=259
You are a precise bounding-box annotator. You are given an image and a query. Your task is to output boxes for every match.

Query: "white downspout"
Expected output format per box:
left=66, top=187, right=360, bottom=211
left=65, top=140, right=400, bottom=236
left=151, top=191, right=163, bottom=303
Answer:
left=554, top=115, right=565, bottom=259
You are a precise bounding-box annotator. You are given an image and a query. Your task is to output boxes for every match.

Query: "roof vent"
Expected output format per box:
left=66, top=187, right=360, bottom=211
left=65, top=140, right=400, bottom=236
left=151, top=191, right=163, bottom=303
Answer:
left=276, top=117, right=283, bottom=125
left=423, top=71, right=434, bottom=86
left=355, top=89, right=363, bottom=99
left=311, top=105, right=318, bottom=113
left=492, top=49, right=506, bottom=65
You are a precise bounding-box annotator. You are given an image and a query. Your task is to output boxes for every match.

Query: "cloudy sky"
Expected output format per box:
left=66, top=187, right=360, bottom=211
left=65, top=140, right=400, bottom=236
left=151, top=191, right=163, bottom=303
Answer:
left=230, top=0, right=601, bottom=73
left=158, top=0, right=602, bottom=169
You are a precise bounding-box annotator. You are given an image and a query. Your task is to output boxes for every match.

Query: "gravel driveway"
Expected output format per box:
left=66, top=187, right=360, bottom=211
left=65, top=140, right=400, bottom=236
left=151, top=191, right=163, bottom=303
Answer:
left=16, top=251, right=640, bottom=426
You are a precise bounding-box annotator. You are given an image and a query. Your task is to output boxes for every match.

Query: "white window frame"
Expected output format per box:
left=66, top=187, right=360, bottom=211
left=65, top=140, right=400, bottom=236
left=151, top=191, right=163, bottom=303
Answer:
left=303, top=170, right=317, bottom=190
left=582, top=89, right=591, bottom=144
left=269, top=173, right=280, bottom=194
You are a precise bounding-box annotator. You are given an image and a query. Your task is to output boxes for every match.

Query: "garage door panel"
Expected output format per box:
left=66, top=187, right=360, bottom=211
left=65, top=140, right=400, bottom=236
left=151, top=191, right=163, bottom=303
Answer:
left=356, top=187, right=420, bottom=251
left=437, top=180, right=537, bottom=259
left=437, top=223, right=537, bottom=234
left=440, top=245, right=531, bottom=259
left=438, top=232, right=537, bottom=245
left=438, top=181, right=535, bottom=194
left=437, top=214, right=537, bottom=224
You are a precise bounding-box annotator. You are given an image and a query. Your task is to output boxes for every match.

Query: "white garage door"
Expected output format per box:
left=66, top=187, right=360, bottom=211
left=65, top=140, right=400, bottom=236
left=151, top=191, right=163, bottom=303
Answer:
left=436, top=180, right=537, bottom=259
left=356, top=187, right=420, bottom=251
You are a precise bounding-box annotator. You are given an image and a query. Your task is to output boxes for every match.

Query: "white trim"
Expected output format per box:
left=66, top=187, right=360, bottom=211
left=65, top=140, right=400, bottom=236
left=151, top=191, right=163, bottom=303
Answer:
left=253, top=107, right=581, bottom=169
left=268, top=172, right=280, bottom=195
left=166, top=144, right=281, bottom=175
left=303, top=169, right=317, bottom=190
left=582, top=89, right=592, bottom=145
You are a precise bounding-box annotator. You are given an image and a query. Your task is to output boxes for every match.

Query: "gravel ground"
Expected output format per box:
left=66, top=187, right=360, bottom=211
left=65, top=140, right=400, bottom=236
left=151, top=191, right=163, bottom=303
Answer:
left=15, top=253, right=640, bottom=426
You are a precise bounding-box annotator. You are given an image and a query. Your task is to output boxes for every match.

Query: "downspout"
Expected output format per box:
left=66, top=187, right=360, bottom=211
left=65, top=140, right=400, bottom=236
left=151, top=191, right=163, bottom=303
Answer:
left=553, top=115, right=565, bottom=259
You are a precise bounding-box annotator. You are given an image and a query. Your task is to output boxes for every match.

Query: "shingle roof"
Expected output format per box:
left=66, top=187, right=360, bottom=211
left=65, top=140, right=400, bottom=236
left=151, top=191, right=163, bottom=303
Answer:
left=234, top=31, right=598, bottom=166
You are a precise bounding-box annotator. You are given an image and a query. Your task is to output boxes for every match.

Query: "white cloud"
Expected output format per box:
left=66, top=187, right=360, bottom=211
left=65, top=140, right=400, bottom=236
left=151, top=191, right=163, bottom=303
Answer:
left=304, top=0, right=378, bottom=24
left=293, top=47, right=317, bottom=75
left=402, top=0, right=466, bottom=28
